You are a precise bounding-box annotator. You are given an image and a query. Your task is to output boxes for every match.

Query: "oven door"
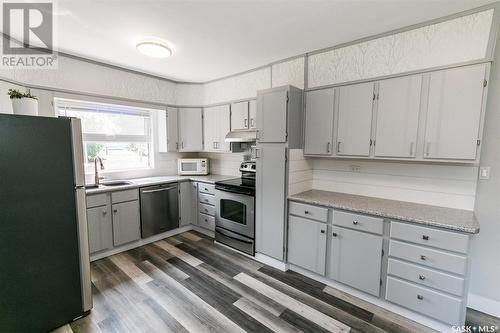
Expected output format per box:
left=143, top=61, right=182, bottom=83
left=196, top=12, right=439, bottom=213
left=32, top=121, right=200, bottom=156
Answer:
left=215, top=187, right=254, bottom=238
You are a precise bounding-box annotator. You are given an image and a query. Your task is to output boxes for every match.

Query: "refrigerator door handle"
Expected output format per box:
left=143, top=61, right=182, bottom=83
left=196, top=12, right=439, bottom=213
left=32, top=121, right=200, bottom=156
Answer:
left=70, top=118, right=86, bottom=187
left=75, top=187, right=92, bottom=311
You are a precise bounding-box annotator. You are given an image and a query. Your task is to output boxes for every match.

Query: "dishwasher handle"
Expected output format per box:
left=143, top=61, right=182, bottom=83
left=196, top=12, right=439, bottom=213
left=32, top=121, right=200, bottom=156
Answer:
left=141, top=186, right=177, bottom=194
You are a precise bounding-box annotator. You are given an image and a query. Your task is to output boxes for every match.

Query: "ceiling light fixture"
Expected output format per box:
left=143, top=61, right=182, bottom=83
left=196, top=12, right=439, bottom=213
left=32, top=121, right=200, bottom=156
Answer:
left=136, top=41, right=172, bottom=58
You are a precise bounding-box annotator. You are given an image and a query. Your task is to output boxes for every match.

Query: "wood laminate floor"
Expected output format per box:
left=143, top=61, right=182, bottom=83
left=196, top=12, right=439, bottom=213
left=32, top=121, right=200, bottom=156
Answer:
left=58, top=231, right=496, bottom=333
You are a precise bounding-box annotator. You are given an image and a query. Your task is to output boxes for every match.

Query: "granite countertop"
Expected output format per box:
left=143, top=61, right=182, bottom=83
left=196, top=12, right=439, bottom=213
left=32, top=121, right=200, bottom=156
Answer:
left=289, top=190, right=479, bottom=234
left=85, top=174, right=235, bottom=195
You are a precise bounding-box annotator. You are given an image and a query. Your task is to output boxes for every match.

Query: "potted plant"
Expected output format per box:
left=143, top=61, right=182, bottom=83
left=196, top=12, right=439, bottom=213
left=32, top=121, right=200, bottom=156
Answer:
left=8, top=89, right=38, bottom=116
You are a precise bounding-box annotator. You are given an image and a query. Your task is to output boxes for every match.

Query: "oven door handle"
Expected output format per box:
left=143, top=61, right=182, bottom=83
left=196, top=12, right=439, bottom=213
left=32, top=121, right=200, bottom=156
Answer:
left=216, top=228, right=254, bottom=244
left=215, top=185, right=254, bottom=196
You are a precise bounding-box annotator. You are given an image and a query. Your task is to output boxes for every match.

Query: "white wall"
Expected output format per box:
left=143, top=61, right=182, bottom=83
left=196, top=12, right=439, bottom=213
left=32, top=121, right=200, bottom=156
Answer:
left=288, top=149, right=313, bottom=195
left=468, top=28, right=500, bottom=315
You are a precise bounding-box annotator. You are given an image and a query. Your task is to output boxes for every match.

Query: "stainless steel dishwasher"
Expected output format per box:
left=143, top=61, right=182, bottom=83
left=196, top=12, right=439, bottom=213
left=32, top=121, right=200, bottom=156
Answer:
left=140, top=183, right=179, bottom=238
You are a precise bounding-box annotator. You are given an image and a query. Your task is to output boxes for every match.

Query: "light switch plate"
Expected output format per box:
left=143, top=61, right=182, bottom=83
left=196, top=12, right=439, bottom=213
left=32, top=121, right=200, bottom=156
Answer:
left=479, top=166, right=491, bottom=180
left=349, top=165, right=361, bottom=173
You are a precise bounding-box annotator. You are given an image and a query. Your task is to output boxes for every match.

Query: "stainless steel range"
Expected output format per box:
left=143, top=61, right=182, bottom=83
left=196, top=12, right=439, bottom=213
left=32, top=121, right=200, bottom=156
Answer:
left=214, top=161, right=256, bottom=255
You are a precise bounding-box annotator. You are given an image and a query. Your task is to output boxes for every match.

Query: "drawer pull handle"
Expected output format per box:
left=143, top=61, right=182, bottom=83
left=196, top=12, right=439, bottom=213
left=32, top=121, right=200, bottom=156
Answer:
left=419, top=275, right=426, bottom=280
left=320, top=230, right=325, bottom=234
left=304, top=210, right=310, bottom=214
left=332, top=232, right=338, bottom=237
left=420, top=255, right=426, bottom=261
left=417, top=295, right=424, bottom=300
left=352, top=220, right=359, bottom=225
left=422, top=235, right=429, bottom=240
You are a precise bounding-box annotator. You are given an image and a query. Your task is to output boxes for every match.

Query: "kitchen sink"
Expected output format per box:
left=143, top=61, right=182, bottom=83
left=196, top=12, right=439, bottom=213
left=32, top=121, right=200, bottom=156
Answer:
left=100, top=181, right=133, bottom=187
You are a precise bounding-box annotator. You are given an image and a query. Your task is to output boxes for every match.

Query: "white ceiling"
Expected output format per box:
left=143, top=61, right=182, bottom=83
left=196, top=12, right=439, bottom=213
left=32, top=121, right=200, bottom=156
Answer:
left=47, top=0, right=498, bottom=82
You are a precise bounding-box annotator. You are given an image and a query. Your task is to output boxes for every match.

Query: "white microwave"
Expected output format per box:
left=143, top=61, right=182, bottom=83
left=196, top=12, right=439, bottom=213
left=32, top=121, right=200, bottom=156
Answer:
left=178, top=158, right=209, bottom=175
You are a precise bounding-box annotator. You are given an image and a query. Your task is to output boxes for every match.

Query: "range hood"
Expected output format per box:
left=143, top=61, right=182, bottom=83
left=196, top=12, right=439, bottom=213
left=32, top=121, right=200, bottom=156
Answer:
left=225, top=130, right=257, bottom=142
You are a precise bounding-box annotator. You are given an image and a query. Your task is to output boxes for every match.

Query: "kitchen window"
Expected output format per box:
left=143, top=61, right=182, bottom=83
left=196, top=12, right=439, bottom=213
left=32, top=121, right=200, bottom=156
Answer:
left=55, top=98, right=154, bottom=173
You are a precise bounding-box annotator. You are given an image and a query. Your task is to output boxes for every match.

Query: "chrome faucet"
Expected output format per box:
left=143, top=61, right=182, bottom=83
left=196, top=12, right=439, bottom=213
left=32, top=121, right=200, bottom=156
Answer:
left=94, top=157, right=104, bottom=186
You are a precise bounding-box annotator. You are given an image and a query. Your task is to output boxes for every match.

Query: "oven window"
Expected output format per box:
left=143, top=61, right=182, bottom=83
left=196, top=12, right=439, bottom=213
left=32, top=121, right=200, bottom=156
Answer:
left=181, top=162, right=198, bottom=171
left=220, top=199, right=246, bottom=225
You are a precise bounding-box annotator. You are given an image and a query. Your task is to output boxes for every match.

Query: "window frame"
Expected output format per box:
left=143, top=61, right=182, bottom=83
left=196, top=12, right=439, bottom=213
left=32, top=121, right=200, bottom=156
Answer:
left=55, top=98, right=155, bottom=173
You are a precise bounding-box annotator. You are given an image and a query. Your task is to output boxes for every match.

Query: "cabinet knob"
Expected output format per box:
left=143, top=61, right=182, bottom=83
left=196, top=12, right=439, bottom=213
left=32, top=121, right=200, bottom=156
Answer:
left=205, top=219, right=208, bottom=222
left=205, top=209, right=208, bottom=212
left=113, top=209, right=118, bottom=213
left=352, top=220, right=359, bottom=225
left=204, top=188, right=208, bottom=191
left=419, top=275, right=426, bottom=281
left=332, top=232, right=337, bottom=237
left=102, top=210, right=107, bottom=216
left=320, top=229, right=325, bottom=234
left=304, top=210, right=310, bottom=214
left=420, top=255, right=426, bottom=261
left=422, top=235, right=429, bottom=240
left=417, top=295, right=424, bottom=300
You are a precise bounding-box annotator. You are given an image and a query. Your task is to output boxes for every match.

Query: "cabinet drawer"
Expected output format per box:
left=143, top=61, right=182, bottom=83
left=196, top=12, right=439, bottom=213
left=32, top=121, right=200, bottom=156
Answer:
left=199, top=203, right=215, bottom=216
left=333, top=210, right=384, bottom=235
left=289, top=201, right=328, bottom=222
left=387, top=258, right=465, bottom=297
left=198, top=183, right=216, bottom=195
left=111, top=189, right=139, bottom=204
left=198, top=213, right=215, bottom=230
left=389, top=240, right=467, bottom=275
left=386, top=276, right=463, bottom=325
left=86, top=193, right=108, bottom=208
left=390, top=221, right=469, bottom=254
left=199, top=193, right=215, bottom=206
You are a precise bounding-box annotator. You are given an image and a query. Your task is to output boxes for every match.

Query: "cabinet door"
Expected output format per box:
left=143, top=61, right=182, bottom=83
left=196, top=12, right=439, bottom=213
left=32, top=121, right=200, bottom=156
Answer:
left=257, top=88, right=288, bottom=143
left=255, top=143, right=287, bottom=260
left=203, top=106, right=218, bottom=152
left=424, top=65, right=486, bottom=160
left=375, top=75, right=421, bottom=158
left=288, top=215, right=327, bottom=275
left=249, top=100, right=257, bottom=129
left=179, top=108, right=203, bottom=152
left=166, top=107, right=179, bottom=152
left=329, top=226, right=383, bottom=296
left=217, top=105, right=231, bottom=152
left=231, top=101, right=249, bottom=130
left=112, top=200, right=141, bottom=246
left=336, top=82, right=374, bottom=156
left=304, top=88, right=335, bottom=155
left=157, top=109, right=168, bottom=153
left=87, top=205, right=113, bottom=254
left=179, top=182, right=192, bottom=227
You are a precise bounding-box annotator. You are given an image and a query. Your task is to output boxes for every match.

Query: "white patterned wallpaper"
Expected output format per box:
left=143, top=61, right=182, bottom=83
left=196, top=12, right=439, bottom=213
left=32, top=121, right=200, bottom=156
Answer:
left=202, top=67, right=271, bottom=105
left=308, top=9, right=494, bottom=88
left=272, top=57, right=305, bottom=89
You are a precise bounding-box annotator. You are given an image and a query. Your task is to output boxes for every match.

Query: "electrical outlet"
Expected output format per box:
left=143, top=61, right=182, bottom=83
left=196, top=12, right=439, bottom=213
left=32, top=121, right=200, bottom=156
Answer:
left=479, top=166, right=491, bottom=180
left=349, top=165, right=361, bottom=173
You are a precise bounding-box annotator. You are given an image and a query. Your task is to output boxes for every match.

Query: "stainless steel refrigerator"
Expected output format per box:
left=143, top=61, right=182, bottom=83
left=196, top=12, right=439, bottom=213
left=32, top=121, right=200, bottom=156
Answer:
left=0, top=114, right=92, bottom=332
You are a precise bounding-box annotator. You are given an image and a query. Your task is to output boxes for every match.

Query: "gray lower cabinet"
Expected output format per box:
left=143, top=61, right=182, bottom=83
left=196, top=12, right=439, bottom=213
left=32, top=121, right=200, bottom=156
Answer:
left=179, top=181, right=196, bottom=226
left=287, top=215, right=327, bottom=275
left=87, top=205, right=113, bottom=253
left=197, top=183, right=215, bottom=231
left=329, top=225, right=383, bottom=296
left=112, top=200, right=141, bottom=246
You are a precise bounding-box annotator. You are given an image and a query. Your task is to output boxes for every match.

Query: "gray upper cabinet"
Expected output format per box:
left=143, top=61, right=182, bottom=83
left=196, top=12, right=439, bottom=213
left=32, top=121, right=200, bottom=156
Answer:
left=255, top=143, right=287, bottom=260
left=423, top=64, right=486, bottom=160
left=231, top=101, right=249, bottom=130
left=374, top=75, right=422, bottom=158
left=257, top=88, right=288, bottom=143
left=329, top=226, right=383, bottom=296
left=166, top=107, right=179, bottom=152
left=179, top=107, right=203, bottom=152
left=204, top=105, right=230, bottom=152
left=287, top=215, right=327, bottom=275
left=87, top=205, right=113, bottom=254
left=304, top=88, right=335, bottom=155
left=336, top=82, right=375, bottom=156
left=249, top=99, right=257, bottom=129
left=112, top=200, right=141, bottom=246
